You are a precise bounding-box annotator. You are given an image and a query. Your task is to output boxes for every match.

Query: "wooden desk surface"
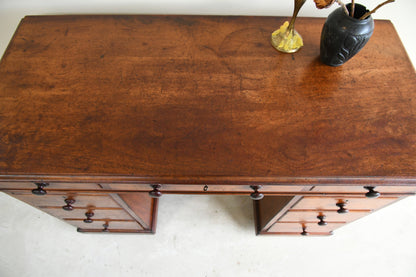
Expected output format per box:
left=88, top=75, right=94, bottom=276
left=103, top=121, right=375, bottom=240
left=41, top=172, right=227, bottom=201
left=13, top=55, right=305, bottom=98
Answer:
left=0, top=15, right=415, bottom=184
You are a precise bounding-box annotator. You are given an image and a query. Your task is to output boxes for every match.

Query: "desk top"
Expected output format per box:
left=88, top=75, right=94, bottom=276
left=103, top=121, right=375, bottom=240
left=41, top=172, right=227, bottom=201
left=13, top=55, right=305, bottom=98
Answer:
left=0, top=15, right=415, bottom=184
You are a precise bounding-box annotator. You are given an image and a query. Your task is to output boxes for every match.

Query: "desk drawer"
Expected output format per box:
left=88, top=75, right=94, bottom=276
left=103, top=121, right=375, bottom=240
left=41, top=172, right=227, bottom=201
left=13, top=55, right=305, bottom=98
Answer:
left=0, top=181, right=102, bottom=191
left=312, top=186, right=416, bottom=194
left=65, top=219, right=143, bottom=230
left=43, top=207, right=134, bottom=220
left=279, top=210, right=367, bottom=222
left=6, top=192, right=119, bottom=208
left=268, top=222, right=342, bottom=234
left=292, top=196, right=400, bottom=211
left=108, top=183, right=311, bottom=193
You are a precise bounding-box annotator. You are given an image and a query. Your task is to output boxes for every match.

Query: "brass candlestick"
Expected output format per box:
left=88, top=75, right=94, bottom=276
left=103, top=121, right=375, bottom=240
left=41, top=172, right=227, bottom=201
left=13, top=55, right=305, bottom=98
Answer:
left=271, top=0, right=306, bottom=53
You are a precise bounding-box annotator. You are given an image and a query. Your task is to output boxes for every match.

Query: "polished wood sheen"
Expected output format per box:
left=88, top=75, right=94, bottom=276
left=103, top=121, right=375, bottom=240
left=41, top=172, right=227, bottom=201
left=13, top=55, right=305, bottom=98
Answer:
left=0, top=15, right=415, bottom=236
left=0, top=15, right=415, bottom=184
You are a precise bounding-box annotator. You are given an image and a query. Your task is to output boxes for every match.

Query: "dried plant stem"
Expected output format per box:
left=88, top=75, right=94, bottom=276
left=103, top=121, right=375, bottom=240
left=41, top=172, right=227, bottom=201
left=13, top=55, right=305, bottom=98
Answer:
left=335, top=0, right=349, bottom=16
left=360, top=0, right=395, bottom=20
left=351, top=0, right=355, bottom=17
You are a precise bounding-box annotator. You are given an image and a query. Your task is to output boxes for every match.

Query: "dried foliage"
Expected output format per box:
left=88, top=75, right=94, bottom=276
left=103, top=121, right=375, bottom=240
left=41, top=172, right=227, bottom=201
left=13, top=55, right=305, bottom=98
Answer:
left=314, top=0, right=336, bottom=9
left=313, top=0, right=395, bottom=19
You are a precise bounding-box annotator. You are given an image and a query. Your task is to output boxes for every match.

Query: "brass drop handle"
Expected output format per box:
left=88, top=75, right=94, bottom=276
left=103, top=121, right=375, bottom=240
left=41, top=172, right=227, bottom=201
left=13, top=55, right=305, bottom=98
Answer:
left=250, top=185, right=264, bottom=200
left=364, top=186, right=380, bottom=198
left=149, top=184, right=162, bottom=198
left=336, top=201, right=349, bottom=214
left=317, top=215, right=327, bottom=226
left=62, top=198, right=76, bottom=211
left=83, top=211, right=94, bottom=223
left=301, top=226, right=308, bottom=236
left=32, top=182, right=49, bottom=195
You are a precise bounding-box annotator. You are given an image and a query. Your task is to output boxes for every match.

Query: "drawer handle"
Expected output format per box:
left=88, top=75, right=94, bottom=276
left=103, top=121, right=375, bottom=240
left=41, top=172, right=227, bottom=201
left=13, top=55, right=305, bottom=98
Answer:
left=102, top=223, right=109, bottom=232
left=301, top=226, right=308, bottom=236
left=32, top=182, right=49, bottom=195
left=336, top=201, right=349, bottom=214
left=83, top=211, right=94, bottom=223
left=250, top=185, right=264, bottom=200
left=149, top=184, right=162, bottom=198
left=62, top=198, right=76, bottom=211
left=317, top=215, right=327, bottom=226
left=364, top=186, right=380, bottom=198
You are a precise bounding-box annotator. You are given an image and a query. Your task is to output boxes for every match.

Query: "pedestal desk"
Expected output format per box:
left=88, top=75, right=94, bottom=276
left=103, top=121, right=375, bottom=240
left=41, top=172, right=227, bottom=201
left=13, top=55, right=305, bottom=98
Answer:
left=1, top=15, right=415, bottom=236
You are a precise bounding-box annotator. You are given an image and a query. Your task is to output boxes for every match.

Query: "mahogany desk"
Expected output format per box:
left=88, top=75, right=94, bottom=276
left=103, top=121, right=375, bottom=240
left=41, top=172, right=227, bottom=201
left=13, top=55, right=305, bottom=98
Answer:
left=0, top=15, right=415, bottom=235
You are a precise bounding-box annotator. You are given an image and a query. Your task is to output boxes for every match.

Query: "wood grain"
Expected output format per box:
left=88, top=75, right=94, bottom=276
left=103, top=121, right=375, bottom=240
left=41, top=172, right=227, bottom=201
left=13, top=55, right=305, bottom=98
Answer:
left=116, top=192, right=156, bottom=230
left=0, top=15, right=415, bottom=184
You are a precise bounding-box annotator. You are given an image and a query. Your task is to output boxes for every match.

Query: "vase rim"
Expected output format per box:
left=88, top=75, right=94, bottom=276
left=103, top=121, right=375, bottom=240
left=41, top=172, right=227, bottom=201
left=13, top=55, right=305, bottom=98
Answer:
left=340, top=3, right=373, bottom=23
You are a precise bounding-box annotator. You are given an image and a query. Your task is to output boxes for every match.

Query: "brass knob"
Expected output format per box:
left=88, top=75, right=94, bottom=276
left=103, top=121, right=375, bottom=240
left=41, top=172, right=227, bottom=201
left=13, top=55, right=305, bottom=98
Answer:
left=250, top=185, right=264, bottom=200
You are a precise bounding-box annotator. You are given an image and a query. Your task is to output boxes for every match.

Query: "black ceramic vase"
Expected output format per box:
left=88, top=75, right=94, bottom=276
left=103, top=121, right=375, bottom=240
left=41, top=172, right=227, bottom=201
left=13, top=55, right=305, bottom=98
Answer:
left=320, top=3, right=374, bottom=66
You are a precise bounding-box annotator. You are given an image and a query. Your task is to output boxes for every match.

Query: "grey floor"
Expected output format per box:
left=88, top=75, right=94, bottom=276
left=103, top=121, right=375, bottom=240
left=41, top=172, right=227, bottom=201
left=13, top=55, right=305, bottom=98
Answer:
left=1, top=192, right=416, bottom=277
left=1, top=1, right=416, bottom=276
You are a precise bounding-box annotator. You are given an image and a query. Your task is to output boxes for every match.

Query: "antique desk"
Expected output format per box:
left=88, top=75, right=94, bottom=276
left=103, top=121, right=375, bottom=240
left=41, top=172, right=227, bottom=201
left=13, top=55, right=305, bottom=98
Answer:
left=0, top=15, right=415, bottom=236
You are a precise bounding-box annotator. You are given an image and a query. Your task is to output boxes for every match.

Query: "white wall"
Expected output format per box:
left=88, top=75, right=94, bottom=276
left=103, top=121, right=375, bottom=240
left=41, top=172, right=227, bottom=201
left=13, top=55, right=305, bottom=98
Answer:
left=1, top=0, right=415, bottom=65
left=1, top=1, right=416, bottom=277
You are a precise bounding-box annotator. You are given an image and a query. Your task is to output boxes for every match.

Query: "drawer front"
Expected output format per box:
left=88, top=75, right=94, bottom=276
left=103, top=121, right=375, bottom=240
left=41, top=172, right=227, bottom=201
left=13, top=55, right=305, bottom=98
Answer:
left=0, top=181, right=102, bottom=191
left=42, top=207, right=134, bottom=220
left=268, top=222, right=342, bottom=234
left=65, top=219, right=143, bottom=230
left=108, top=183, right=311, bottom=193
left=292, top=196, right=399, bottom=211
left=6, top=192, right=119, bottom=208
left=312, top=186, right=416, bottom=194
left=279, top=210, right=368, bottom=223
